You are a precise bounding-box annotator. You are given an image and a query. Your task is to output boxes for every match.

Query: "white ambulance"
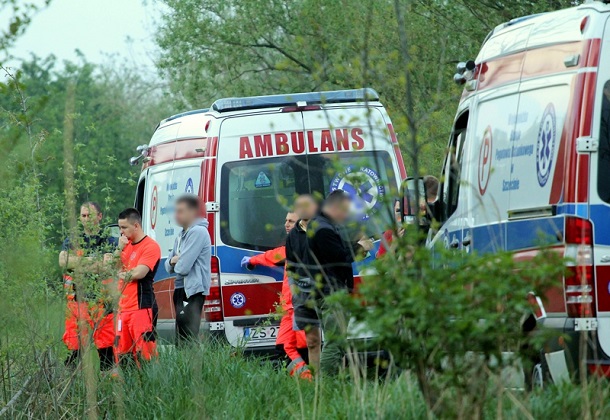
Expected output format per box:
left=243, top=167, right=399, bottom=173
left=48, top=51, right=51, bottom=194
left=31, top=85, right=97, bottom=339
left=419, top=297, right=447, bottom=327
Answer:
left=429, top=1, right=610, bottom=384
left=130, top=89, right=406, bottom=352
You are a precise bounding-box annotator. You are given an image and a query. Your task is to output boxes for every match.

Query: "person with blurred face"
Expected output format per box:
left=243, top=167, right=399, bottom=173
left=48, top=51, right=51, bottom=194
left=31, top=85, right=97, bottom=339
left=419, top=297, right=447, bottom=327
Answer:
left=115, top=208, right=161, bottom=366
left=165, top=195, right=211, bottom=345
left=58, top=202, right=117, bottom=370
left=292, top=190, right=372, bottom=375
left=241, top=210, right=297, bottom=267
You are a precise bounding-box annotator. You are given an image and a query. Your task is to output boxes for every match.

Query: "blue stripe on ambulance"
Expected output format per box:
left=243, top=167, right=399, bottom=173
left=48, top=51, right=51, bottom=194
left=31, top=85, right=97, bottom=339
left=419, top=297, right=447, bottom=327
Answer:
left=153, top=242, right=381, bottom=282
left=462, top=203, right=610, bottom=253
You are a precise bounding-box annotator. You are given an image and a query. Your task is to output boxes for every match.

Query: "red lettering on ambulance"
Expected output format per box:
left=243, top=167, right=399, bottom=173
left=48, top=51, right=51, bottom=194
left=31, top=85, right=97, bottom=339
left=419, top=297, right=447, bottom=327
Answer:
left=254, top=134, right=273, bottom=157
left=307, top=131, right=319, bottom=153
left=336, top=129, right=349, bottom=151
left=320, top=130, right=334, bottom=152
left=275, top=133, right=289, bottom=155
left=239, top=136, right=253, bottom=159
left=291, top=131, right=305, bottom=154
left=351, top=128, right=364, bottom=150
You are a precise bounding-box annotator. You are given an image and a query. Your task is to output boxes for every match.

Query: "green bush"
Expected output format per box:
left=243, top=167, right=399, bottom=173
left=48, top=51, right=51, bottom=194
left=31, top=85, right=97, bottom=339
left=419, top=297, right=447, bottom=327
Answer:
left=340, top=227, right=566, bottom=418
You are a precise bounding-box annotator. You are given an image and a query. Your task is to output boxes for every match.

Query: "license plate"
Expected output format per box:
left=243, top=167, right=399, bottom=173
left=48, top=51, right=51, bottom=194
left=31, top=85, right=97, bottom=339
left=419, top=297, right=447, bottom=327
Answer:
left=243, top=326, right=278, bottom=341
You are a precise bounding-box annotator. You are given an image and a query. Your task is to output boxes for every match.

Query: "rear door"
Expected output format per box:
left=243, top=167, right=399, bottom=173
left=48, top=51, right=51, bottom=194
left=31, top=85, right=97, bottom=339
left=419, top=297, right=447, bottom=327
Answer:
left=143, top=161, right=176, bottom=325
left=590, top=17, right=610, bottom=356
left=153, top=159, right=205, bottom=323
left=216, top=111, right=306, bottom=348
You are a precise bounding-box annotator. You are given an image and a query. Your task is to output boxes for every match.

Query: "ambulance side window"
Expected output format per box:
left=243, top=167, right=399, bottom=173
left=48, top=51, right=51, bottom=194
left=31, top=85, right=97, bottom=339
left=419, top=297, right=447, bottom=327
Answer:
left=598, top=80, right=610, bottom=203
left=442, top=112, right=469, bottom=221
left=135, top=178, right=145, bottom=215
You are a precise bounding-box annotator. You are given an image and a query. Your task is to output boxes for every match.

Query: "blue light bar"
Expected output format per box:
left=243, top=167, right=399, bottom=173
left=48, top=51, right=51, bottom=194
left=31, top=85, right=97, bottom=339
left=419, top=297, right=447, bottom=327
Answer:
left=211, top=88, right=379, bottom=113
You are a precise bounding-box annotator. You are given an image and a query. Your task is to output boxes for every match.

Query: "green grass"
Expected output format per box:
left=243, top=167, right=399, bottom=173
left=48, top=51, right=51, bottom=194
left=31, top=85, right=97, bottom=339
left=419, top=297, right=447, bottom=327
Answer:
left=9, top=343, right=610, bottom=419
left=2, top=295, right=610, bottom=419
left=83, top=344, right=428, bottom=419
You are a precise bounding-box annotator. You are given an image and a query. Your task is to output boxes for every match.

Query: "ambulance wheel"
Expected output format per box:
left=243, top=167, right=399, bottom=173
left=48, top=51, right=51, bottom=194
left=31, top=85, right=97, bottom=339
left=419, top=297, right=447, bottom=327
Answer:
left=531, top=357, right=551, bottom=390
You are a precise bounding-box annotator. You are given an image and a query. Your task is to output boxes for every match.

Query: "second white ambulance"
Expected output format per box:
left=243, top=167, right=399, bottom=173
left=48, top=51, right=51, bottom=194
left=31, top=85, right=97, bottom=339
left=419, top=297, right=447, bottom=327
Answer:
left=430, top=1, right=610, bottom=384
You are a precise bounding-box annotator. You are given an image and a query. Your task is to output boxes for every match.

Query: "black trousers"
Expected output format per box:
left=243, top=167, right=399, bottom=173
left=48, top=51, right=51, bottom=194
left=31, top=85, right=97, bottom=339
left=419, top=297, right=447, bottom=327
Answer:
left=173, top=287, right=205, bottom=345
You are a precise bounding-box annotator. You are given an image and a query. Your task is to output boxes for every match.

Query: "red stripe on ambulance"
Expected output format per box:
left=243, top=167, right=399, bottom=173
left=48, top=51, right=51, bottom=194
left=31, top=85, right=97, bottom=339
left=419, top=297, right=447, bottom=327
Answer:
left=477, top=39, right=600, bottom=94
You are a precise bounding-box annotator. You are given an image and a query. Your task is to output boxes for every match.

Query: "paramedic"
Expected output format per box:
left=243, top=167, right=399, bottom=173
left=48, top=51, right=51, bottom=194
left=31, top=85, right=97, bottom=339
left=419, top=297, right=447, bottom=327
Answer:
left=270, top=196, right=318, bottom=377
left=294, top=190, right=372, bottom=374
left=241, top=209, right=312, bottom=377
left=165, top=195, right=211, bottom=345
left=240, top=210, right=297, bottom=270
left=59, top=201, right=117, bottom=370
left=115, top=208, right=161, bottom=365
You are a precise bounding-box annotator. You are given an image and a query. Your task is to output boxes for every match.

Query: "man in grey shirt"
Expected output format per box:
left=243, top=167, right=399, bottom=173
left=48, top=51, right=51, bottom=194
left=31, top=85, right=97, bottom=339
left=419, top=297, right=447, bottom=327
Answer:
left=165, top=195, right=211, bottom=345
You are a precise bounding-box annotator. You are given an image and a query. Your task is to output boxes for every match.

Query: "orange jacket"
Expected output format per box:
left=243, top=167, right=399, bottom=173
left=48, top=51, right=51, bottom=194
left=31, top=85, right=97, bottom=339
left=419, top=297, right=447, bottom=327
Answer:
left=249, top=246, right=292, bottom=311
left=376, top=229, right=394, bottom=258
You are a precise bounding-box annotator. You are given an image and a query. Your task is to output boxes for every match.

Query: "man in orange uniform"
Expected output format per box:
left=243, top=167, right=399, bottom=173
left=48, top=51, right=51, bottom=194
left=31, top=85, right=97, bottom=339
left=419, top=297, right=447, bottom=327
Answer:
left=285, top=195, right=319, bottom=375
left=59, top=201, right=117, bottom=370
left=115, top=208, right=161, bottom=366
left=241, top=203, right=313, bottom=378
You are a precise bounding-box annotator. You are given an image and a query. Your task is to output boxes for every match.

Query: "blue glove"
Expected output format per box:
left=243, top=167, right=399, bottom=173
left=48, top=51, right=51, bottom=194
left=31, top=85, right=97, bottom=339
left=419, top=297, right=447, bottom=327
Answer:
left=241, top=256, right=251, bottom=268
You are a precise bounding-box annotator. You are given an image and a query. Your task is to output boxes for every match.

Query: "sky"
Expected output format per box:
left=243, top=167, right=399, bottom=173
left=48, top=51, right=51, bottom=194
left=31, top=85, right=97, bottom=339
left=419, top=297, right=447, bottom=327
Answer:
left=4, top=0, right=162, bottom=71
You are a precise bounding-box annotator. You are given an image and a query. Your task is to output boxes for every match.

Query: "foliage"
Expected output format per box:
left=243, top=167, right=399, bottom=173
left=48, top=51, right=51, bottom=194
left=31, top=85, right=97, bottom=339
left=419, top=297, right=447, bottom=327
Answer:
left=155, top=0, right=576, bottom=174
left=0, top=55, right=174, bottom=237
left=0, top=65, right=63, bottom=413
left=0, top=55, right=173, bottom=414
left=4, top=338, right=610, bottom=419
left=0, top=0, right=51, bottom=54
left=336, top=227, right=566, bottom=417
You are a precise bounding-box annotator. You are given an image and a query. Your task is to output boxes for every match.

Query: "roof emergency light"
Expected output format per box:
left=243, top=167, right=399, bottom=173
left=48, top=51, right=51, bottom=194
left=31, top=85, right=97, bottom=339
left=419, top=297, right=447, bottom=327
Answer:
left=211, top=88, right=379, bottom=113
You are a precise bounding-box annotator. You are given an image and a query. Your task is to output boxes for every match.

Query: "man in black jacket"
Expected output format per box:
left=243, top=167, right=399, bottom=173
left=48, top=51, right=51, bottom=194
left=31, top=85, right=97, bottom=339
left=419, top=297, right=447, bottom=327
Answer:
left=292, top=190, right=372, bottom=374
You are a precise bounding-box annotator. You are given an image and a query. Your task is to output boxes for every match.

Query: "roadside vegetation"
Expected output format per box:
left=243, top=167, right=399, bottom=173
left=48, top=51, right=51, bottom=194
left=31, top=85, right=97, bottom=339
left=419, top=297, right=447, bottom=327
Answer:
left=2, top=0, right=608, bottom=419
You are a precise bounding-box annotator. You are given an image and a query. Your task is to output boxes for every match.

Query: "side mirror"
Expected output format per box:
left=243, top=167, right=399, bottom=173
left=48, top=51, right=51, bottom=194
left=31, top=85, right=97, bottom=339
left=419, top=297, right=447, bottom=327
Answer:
left=104, top=224, right=121, bottom=241
left=401, top=177, right=431, bottom=229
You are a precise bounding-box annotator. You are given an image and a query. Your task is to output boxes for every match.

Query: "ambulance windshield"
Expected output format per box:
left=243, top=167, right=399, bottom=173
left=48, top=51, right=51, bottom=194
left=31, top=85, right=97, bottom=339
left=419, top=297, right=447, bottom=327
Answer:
left=220, top=151, right=397, bottom=251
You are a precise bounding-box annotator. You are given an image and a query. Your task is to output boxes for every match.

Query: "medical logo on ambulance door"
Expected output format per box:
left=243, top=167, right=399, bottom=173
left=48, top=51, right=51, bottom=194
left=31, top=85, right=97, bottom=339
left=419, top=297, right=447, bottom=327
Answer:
left=230, top=292, right=246, bottom=309
left=478, top=126, right=493, bottom=196
left=536, top=103, right=556, bottom=187
left=185, top=177, right=194, bottom=194
left=330, top=165, right=385, bottom=220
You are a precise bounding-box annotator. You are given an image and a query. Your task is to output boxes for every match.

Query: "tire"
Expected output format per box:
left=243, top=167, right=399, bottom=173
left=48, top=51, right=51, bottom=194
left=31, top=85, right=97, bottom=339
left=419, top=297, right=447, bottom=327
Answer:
left=530, top=354, right=552, bottom=390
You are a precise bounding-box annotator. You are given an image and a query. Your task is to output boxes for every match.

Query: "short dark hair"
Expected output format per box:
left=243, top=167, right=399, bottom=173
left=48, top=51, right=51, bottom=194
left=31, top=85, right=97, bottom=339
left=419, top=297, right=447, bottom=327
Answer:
left=118, top=208, right=142, bottom=224
left=423, top=175, right=439, bottom=199
left=175, top=194, right=199, bottom=210
left=82, top=201, right=102, bottom=214
left=324, top=189, right=351, bottom=208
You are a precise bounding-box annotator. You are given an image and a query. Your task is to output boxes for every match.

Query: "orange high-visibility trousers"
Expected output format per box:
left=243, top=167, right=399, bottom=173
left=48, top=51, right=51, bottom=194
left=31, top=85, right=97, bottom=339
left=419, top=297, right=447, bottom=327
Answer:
left=63, top=301, right=115, bottom=350
left=114, top=308, right=157, bottom=363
